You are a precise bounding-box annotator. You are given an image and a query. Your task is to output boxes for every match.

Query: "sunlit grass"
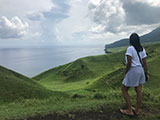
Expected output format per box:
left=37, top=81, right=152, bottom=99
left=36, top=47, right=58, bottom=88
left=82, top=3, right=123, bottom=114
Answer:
left=0, top=43, right=160, bottom=120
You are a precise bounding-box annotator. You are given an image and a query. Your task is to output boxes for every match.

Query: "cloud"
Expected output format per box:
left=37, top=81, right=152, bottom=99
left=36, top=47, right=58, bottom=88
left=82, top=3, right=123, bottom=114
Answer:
left=122, top=0, right=160, bottom=25
left=43, top=0, right=70, bottom=22
left=23, top=0, right=71, bottom=45
left=0, top=16, right=29, bottom=39
left=88, top=0, right=125, bottom=33
left=39, top=0, right=71, bottom=43
left=50, top=0, right=92, bottom=45
left=135, top=0, right=160, bottom=7
left=1, top=0, right=160, bottom=46
left=0, top=0, right=54, bottom=17
left=26, top=12, right=44, bottom=21
left=88, top=0, right=160, bottom=34
left=27, top=0, right=70, bottom=22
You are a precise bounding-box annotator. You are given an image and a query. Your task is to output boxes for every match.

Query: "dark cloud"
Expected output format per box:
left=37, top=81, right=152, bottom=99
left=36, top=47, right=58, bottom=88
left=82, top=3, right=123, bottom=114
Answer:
left=43, top=0, right=70, bottom=22
left=122, top=0, right=160, bottom=25
left=88, top=2, right=107, bottom=25
left=88, top=0, right=125, bottom=33
left=27, top=0, right=70, bottom=22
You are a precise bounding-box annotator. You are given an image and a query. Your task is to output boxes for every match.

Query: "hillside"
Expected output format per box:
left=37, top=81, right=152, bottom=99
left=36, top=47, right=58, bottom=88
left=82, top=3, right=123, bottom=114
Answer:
left=105, top=26, right=160, bottom=49
left=0, top=43, right=160, bottom=120
left=33, top=43, right=160, bottom=95
left=0, top=65, right=52, bottom=103
left=33, top=50, right=125, bottom=91
left=30, top=43, right=160, bottom=120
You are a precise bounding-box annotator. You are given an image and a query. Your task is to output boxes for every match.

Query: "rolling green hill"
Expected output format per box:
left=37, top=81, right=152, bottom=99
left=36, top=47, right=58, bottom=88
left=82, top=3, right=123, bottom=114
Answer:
left=31, top=43, right=160, bottom=120
left=33, top=43, right=160, bottom=93
left=0, top=65, right=52, bottom=103
left=0, top=43, right=160, bottom=120
left=33, top=50, right=125, bottom=91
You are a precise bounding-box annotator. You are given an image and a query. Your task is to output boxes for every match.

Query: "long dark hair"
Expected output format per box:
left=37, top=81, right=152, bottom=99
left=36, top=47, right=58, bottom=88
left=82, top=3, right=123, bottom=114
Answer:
left=129, top=33, right=143, bottom=52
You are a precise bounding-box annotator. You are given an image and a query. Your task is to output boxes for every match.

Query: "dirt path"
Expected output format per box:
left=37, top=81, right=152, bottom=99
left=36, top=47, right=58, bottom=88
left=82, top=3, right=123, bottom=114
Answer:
left=18, top=105, right=159, bottom=120
left=25, top=106, right=143, bottom=120
left=27, top=108, right=120, bottom=120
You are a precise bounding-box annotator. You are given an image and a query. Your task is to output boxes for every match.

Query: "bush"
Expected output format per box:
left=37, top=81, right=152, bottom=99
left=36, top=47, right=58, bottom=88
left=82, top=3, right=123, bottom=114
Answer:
left=71, top=94, right=84, bottom=99
left=92, top=93, right=106, bottom=99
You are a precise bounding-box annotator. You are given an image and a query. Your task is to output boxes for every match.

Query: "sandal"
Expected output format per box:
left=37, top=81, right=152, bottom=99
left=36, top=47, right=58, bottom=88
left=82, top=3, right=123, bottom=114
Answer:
left=120, top=109, right=134, bottom=116
left=131, top=107, right=139, bottom=115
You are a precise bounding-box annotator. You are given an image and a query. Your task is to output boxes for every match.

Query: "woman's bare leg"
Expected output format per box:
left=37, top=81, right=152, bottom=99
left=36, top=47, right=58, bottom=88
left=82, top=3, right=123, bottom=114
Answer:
left=121, top=85, right=133, bottom=112
left=134, top=85, right=142, bottom=114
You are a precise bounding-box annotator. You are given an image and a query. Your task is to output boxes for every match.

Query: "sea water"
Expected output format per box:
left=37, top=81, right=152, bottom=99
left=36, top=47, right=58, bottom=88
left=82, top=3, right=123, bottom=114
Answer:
left=0, top=46, right=105, bottom=77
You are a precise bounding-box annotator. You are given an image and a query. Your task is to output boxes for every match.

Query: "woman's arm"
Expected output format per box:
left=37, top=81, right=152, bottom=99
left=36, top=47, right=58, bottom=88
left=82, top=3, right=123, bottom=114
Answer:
left=142, top=58, right=148, bottom=73
left=125, top=55, right=132, bottom=74
left=142, top=58, right=149, bottom=80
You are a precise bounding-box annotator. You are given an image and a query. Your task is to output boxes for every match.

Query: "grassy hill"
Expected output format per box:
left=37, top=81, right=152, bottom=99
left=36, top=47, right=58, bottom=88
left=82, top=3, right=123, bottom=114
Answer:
left=105, top=26, right=160, bottom=49
left=0, top=65, right=70, bottom=120
left=33, top=50, right=126, bottom=92
left=32, top=43, right=160, bottom=119
left=33, top=43, right=160, bottom=92
left=0, top=43, right=160, bottom=120
left=0, top=65, right=53, bottom=103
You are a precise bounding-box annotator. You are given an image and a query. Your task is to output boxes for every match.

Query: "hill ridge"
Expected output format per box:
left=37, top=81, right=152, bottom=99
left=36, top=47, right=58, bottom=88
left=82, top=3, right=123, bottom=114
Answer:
left=105, top=26, right=160, bottom=49
left=0, top=43, right=160, bottom=120
left=0, top=65, right=52, bottom=103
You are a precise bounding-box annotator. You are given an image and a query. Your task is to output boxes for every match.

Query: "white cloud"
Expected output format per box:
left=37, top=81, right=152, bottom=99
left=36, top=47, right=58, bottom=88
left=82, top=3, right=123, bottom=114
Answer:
left=52, top=0, right=92, bottom=44
left=88, top=0, right=126, bottom=33
left=89, top=25, right=105, bottom=33
left=0, top=0, right=54, bottom=17
left=0, top=16, right=29, bottom=39
left=54, top=0, right=160, bottom=45
left=87, top=0, right=160, bottom=44
left=135, top=0, right=160, bottom=7
left=0, top=0, right=54, bottom=41
left=0, top=0, right=160, bottom=46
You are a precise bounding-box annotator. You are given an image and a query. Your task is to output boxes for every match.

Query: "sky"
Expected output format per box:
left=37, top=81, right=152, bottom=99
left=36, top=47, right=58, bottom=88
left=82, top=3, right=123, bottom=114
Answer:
left=0, top=0, right=160, bottom=47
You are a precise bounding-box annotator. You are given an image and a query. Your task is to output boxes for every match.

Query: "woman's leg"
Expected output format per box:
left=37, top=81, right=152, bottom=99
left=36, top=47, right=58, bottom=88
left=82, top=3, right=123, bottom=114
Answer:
left=121, top=85, right=132, bottom=112
left=134, top=84, right=142, bottom=114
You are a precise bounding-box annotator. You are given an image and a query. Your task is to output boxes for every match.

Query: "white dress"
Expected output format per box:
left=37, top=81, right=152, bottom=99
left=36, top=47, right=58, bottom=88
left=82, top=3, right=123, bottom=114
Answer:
left=122, top=46, right=147, bottom=87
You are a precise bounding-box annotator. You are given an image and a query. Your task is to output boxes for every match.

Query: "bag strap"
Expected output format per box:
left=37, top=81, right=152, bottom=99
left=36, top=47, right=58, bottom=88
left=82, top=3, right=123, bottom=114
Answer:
left=135, top=48, right=144, bottom=67
left=134, top=47, right=148, bottom=81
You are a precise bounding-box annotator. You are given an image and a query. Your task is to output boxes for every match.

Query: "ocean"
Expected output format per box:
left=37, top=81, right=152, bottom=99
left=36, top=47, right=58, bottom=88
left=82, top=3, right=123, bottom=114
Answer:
left=0, top=46, right=105, bottom=77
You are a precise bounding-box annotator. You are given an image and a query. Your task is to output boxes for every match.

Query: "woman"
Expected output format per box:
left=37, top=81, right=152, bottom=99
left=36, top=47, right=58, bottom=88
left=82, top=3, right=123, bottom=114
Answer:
left=120, top=33, right=149, bottom=115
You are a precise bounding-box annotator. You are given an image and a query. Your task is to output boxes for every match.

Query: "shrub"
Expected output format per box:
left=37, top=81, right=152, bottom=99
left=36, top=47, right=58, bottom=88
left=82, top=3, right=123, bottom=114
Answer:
left=92, top=93, right=106, bottom=99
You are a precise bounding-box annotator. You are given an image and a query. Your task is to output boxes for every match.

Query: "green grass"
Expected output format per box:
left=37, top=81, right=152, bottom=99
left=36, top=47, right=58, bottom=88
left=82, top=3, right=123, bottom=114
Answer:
left=0, top=65, right=67, bottom=104
left=0, top=43, right=160, bottom=120
left=33, top=50, right=125, bottom=92
left=107, top=46, right=127, bottom=53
